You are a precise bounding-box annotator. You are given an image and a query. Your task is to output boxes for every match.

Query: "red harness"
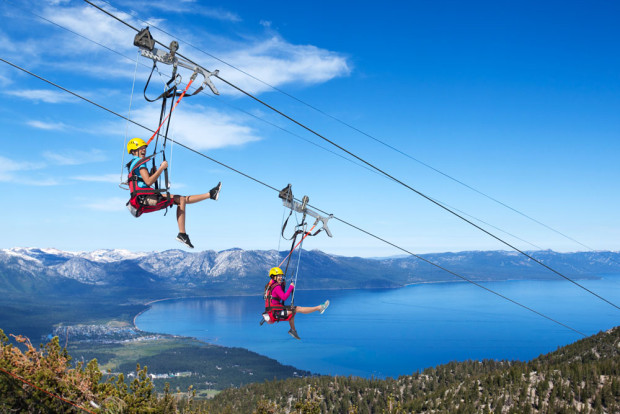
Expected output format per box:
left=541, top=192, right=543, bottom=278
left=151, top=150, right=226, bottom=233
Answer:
left=262, top=279, right=294, bottom=324
left=126, top=157, right=174, bottom=218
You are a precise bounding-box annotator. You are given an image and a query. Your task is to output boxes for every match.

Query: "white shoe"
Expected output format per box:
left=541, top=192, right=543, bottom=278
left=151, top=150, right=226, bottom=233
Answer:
left=320, top=300, right=330, bottom=314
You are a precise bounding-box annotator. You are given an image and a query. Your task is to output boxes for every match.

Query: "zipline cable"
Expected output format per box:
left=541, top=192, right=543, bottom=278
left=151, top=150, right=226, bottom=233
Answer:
left=89, top=0, right=598, bottom=253
left=78, top=0, right=620, bottom=312
left=119, top=50, right=140, bottom=187
left=0, top=56, right=590, bottom=337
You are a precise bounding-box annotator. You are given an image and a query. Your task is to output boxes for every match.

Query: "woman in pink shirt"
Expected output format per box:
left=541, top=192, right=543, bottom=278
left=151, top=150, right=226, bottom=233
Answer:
left=264, top=267, right=329, bottom=340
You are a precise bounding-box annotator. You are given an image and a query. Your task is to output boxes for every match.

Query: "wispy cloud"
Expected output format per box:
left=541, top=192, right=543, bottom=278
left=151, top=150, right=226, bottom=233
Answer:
left=194, top=6, right=241, bottom=23
left=6, top=89, right=78, bottom=104
left=0, top=155, right=49, bottom=185
left=4, top=1, right=350, bottom=102
left=0, top=155, right=43, bottom=172
left=43, top=149, right=108, bottom=166
left=18, top=177, right=61, bottom=186
left=81, top=196, right=128, bottom=212
left=42, top=4, right=138, bottom=55
left=216, top=36, right=351, bottom=95
left=132, top=104, right=261, bottom=150
left=27, top=120, right=69, bottom=130
left=120, top=0, right=241, bottom=22
left=72, top=173, right=120, bottom=183
left=0, top=72, right=12, bottom=88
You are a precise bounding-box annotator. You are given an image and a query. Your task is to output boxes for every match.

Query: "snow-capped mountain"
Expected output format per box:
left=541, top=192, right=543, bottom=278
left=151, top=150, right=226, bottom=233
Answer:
left=0, top=248, right=618, bottom=299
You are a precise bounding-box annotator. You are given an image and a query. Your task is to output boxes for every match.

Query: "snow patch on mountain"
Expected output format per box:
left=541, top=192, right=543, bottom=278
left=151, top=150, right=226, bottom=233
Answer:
left=53, top=258, right=108, bottom=284
left=79, top=249, right=148, bottom=263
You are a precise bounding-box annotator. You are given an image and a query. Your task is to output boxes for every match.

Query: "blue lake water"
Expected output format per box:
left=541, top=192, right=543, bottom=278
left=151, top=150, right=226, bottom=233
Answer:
left=136, top=276, right=620, bottom=378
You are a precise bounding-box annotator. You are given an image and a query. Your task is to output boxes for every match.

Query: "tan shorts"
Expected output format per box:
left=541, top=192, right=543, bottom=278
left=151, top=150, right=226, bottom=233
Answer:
left=140, top=195, right=161, bottom=206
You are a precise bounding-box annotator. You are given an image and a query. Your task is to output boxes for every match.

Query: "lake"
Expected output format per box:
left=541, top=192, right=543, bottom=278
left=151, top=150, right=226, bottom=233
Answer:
left=135, top=276, right=620, bottom=378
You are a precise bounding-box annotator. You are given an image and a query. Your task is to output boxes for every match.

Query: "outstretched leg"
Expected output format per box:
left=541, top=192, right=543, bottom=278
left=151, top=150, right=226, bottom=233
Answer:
left=287, top=301, right=329, bottom=340
left=295, top=305, right=322, bottom=314
left=172, top=182, right=221, bottom=234
left=296, top=301, right=329, bottom=314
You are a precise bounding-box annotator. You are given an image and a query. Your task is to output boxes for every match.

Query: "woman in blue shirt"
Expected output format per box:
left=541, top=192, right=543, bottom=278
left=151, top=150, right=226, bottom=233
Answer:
left=127, top=137, right=221, bottom=248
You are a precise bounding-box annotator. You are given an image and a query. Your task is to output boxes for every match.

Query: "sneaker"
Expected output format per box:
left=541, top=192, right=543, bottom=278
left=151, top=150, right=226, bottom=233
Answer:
left=288, top=329, right=300, bottom=340
left=320, top=300, right=330, bottom=314
left=210, top=182, right=222, bottom=201
left=176, top=233, right=194, bottom=249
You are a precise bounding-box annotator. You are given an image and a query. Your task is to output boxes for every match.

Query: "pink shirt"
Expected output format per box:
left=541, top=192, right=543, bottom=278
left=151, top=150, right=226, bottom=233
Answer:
left=270, top=283, right=294, bottom=307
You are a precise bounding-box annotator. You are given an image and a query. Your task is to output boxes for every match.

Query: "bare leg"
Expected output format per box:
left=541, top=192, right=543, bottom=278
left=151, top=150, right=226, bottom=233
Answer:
left=172, top=192, right=211, bottom=234
left=289, top=315, right=296, bottom=332
left=174, top=195, right=187, bottom=234
left=295, top=305, right=322, bottom=314
left=185, top=192, right=211, bottom=204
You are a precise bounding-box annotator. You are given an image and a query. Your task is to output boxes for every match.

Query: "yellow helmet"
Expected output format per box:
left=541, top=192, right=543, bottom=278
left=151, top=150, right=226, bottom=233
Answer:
left=268, top=267, right=284, bottom=278
left=127, top=138, right=147, bottom=154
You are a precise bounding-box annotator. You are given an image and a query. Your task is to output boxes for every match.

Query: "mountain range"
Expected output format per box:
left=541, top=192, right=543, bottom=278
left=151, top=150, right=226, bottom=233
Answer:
left=1, top=247, right=619, bottom=301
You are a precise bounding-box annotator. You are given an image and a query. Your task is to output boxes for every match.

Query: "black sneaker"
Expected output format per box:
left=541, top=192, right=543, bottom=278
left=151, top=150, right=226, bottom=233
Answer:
left=210, top=182, right=222, bottom=201
left=176, top=233, right=194, bottom=249
left=288, top=329, right=300, bottom=340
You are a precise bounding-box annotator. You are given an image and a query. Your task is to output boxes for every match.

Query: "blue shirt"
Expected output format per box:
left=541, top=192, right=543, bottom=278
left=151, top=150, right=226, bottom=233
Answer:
left=129, top=156, right=150, bottom=188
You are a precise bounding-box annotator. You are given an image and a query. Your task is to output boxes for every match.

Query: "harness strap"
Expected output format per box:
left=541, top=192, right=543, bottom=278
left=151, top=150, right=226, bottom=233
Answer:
left=278, top=223, right=318, bottom=269
left=143, top=62, right=178, bottom=103
left=144, top=72, right=197, bottom=148
left=126, top=154, right=173, bottom=215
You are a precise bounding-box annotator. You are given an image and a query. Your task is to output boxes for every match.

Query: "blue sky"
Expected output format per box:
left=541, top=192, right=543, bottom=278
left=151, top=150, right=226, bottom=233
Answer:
left=1, top=0, right=619, bottom=256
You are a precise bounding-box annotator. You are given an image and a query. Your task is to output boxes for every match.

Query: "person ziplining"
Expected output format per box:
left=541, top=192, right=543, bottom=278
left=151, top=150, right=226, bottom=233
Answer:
left=123, top=28, right=223, bottom=248
left=126, top=138, right=221, bottom=248
left=261, top=185, right=333, bottom=339
left=264, top=267, right=329, bottom=340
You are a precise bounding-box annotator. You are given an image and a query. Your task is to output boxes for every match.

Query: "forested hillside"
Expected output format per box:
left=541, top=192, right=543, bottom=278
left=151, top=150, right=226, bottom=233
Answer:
left=2, top=326, right=619, bottom=413
left=206, top=326, right=620, bottom=413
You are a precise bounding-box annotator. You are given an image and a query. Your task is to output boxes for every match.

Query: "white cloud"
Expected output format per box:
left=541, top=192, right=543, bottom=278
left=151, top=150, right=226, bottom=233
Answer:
left=43, top=149, right=107, bottom=166
left=72, top=173, right=121, bottom=183
left=4, top=2, right=349, bottom=98
left=42, top=4, right=138, bottom=55
left=82, top=196, right=128, bottom=212
left=6, top=89, right=78, bottom=104
left=217, top=36, right=351, bottom=95
left=0, top=27, right=40, bottom=58
left=0, top=156, right=58, bottom=185
left=42, top=3, right=347, bottom=92
left=121, top=1, right=241, bottom=22
left=196, top=7, right=241, bottom=23
left=0, top=155, right=62, bottom=185
left=0, top=155, right=44, bottom=181
left=132, top=104, right=261, bottom=150
left=18, top=177, right=60, bottom=186
left=0, top=30, right=18, bottom=54
left=0, top=71, right=11, bottom=88
left=27, top=120, right=68, bottom=130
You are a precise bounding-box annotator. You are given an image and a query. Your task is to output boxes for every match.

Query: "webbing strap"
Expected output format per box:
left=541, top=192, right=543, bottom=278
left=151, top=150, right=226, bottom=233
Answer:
left=145, top=73, right=196, bottom=147
left=278, top=223, right=317, bottom=269
left=143, top=62, right=177, bottom=103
